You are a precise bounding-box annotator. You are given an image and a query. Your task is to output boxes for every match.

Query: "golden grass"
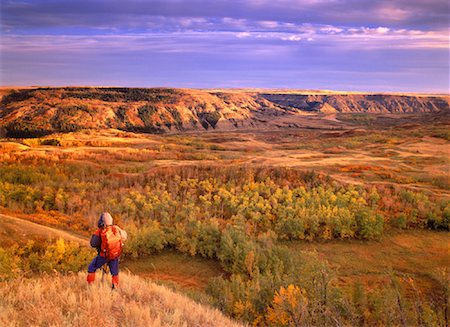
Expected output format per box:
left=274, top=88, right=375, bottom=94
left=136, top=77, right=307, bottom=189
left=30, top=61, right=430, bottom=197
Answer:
left=288, top=230, right=450, bottom=294
left=1, top=125, right=449, bottom=197
left=0, top=213, right=88, bottom=247
left=124, top=251, right=225, bottom=291
left=0, top=272, right=244, bottom=327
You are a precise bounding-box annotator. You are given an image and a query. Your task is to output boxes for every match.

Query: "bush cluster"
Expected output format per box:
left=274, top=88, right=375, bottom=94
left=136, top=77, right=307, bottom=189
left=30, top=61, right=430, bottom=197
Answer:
left=0, top=163, right=448, bottom=325
left=0, top=238, right=93, bottom=279
left=1, top=165, right=448, bottom=237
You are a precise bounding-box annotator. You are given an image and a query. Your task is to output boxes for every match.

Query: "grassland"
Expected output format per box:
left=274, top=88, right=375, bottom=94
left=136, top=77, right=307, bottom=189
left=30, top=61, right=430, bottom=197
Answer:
left=0, top=272, right=243, bottom=327
left=1, top=115, right=448, bottom=195
left=0, top=112, right=449, bottom=326
left=288, top=230, right=450, bottom=293
left=124, top=251, right=224, bottom=291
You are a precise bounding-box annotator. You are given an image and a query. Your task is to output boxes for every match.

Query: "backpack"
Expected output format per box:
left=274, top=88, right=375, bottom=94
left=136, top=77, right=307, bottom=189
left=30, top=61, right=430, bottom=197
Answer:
left=100, top=226, right=123, bottom=260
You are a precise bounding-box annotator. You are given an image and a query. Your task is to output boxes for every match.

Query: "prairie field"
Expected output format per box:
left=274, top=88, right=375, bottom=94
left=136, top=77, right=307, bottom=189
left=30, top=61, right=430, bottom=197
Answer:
left=0, top=112, right=449, bottom=326
left=2, top=0, right=449, bottom=319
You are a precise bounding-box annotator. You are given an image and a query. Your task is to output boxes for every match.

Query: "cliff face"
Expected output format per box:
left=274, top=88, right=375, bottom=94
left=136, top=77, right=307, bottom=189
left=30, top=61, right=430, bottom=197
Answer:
left=261, top=93, right=449, bottom=113
left=0, top=87, right=448, bottom=137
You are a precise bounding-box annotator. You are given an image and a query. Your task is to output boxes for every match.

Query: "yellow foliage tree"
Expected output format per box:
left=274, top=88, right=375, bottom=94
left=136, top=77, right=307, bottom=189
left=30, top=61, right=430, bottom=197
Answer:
left=266, top=285, right=308, bottom=326
left=244, top=250, right=256, bottom=277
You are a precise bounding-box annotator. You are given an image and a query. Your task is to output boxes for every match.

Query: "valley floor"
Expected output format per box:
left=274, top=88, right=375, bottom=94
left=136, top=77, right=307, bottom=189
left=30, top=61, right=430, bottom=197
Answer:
left=1, top=115, right=448, bottom=325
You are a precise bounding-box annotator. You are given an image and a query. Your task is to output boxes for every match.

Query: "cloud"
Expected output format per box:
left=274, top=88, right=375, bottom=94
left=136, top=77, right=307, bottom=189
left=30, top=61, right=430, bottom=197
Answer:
left=0, top=32, right=291, bottom=57
left=236, top=32, right=251, bottom=38
left=1, top=0, right=449, bottom=33
left=3, top=0, right=447, bottom=51
left=281, top=35, right=302, bottom=41
left=1, top=0, right=448, bottom=91
left=375, top=5, right=410, bottom=22
left=2, top=25, right=447, bottom=60
left=229, top=25, right=449, bottom=49
left=258, top=20, right=280, bottom=29
left=375, top=27, right=390, bottom=34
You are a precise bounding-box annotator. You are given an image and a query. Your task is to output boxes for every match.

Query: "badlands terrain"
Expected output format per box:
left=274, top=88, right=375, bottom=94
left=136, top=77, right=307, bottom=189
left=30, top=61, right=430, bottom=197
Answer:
left=0, top=87, right=448, bottom=137
left=0, top=87, right=449, bottom=326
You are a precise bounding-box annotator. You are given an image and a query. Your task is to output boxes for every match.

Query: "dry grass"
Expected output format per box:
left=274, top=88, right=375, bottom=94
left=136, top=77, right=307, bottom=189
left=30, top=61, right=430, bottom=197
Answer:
left=288, top=230, right=450, bottom=294
left=0, top=121, right=449, bottom=323
left=0, top=272, right=244, bottom=327
left=1, top=121, right=448, bottom=192
left=0, top=213, right=88, bottom=247
left=124, top=251, right=225, bottom=291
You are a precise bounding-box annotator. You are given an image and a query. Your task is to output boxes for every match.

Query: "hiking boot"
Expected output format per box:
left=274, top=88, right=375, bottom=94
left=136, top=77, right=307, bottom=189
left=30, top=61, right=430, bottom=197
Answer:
left=87, top=272, right=96, bottom=284
left=112, top=275, right=119, bottom=289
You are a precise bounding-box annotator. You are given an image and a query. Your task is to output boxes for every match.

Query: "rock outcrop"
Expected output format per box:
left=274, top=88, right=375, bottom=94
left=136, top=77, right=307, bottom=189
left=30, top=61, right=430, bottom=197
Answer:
left=0, top=87, right=448, bottom=137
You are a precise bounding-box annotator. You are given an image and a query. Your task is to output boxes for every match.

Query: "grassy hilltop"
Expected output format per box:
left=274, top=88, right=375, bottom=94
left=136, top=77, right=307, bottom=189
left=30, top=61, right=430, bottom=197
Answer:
left=0, top=272, right=243, bottom=327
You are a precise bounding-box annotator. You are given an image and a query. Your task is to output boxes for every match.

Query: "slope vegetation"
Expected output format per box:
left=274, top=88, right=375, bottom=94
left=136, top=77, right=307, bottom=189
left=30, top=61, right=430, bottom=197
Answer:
left=0, top=272, right=243, bottom=327
left=0, top=87, right=448, bottom=137
left=0, top=213, right=88, bottom=247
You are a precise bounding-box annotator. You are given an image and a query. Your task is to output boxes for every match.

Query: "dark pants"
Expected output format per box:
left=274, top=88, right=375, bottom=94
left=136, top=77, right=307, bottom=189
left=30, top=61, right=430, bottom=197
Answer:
left=88, top=256, right=119, bottom=276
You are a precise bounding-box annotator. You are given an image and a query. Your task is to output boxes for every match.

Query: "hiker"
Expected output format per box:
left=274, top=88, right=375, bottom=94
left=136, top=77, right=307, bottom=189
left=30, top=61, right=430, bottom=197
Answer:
left=87, top=212, right=127, bottom=289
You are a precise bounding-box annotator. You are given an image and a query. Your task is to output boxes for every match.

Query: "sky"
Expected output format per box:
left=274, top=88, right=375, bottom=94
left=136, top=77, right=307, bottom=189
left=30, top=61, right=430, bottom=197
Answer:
left=0, top=0, right=449, bottom=92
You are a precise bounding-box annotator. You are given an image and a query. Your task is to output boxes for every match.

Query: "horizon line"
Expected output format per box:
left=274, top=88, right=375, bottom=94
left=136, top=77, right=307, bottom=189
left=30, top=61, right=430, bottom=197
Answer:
left=1, top=85, right=449, bottom=96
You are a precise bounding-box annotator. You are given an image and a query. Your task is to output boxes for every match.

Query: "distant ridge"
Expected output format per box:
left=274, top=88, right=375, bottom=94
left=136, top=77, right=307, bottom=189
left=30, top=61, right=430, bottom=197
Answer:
left=0, top=87, right=448, bottom=137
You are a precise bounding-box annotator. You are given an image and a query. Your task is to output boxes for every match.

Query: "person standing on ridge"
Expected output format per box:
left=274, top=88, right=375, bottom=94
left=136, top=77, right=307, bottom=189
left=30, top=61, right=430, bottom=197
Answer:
left=87, top=212, right=127, bottom=289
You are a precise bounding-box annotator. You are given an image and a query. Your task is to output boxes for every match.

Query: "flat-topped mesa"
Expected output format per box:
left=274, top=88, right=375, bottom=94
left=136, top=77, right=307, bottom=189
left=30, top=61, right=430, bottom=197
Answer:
left=0, top=87, right=449, bottom=137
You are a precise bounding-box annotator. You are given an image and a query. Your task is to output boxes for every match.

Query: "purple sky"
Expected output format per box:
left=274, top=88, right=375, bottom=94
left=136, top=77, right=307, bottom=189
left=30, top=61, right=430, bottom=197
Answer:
left=1, top=0, right=449, bottom=92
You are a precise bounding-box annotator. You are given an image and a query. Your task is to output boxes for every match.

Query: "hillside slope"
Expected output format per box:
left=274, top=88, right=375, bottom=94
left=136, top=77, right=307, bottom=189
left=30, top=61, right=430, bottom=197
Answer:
left=0, top=213, right=88, bottom=247
left=0, top=272, right=243, bottom=327
left=261, top=93, right=449, bottom=113
left=0, top=87, right=448, bottom=137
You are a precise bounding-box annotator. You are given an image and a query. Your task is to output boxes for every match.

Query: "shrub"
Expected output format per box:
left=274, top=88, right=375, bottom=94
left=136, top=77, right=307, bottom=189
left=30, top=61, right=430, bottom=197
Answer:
left=355, top=209, right=384, bottom=240
left=274, top=216, right=305, bottom=240
left=0, top=239, right=92, bottom=279
left=40, top=138, right=62, bottom=146
left=391, top=213, right=407, bottom=229
left=217, top=227, right=256, bottom=275
left=195, top=220, right=222, bottom=258
left=266, top=285, right=309, bottom=326
left=123, top=222, right=167, bottom=258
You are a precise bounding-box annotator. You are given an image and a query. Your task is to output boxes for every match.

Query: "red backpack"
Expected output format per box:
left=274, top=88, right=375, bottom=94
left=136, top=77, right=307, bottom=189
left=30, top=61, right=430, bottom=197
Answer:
left=100, top=226, right=123, bottom=260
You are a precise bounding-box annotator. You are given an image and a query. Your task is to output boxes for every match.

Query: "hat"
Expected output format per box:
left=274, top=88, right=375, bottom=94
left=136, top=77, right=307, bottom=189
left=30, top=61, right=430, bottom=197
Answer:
left=98, top=212, right=113, bottom=227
